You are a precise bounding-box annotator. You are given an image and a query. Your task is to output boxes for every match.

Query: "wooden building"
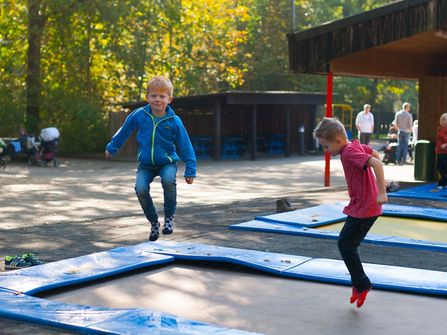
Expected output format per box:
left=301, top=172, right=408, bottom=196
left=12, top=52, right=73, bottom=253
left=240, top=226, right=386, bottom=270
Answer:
left=288, top=0, right=447, bottom=144
left=111, top=91, right=326, bottom=160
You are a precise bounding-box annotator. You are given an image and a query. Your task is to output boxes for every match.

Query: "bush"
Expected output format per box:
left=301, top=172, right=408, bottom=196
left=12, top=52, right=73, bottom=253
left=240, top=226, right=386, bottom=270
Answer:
left=41, top=94, right=108, bottom=154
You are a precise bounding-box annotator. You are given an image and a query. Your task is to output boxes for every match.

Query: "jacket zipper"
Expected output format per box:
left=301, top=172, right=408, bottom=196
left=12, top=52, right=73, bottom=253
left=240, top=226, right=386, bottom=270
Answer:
left=147, top=112, right=174, bottom=165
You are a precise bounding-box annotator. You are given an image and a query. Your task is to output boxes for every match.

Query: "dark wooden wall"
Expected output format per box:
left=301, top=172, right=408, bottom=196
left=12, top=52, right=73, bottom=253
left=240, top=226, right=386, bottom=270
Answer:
left=108, top=104, right=318, bottom=159
left=176, top=109, right=215, bottom=136
left=419, top=76, right=447, bottom=143
left=108, top=110, right=137, bottom=159
left=256, top=105, right=316, bottom=151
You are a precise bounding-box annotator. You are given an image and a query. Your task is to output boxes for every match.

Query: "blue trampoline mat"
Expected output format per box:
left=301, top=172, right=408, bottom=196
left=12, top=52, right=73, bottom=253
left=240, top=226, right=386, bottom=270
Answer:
left=1, top=241, right=447, bottom=334
left=255, top=203, right=346, bottom=227
left=230, top=220, right=447, bottom=253
left=388, top=183, right=447, bottom=201
left=255, top=203, right=447, bottom=228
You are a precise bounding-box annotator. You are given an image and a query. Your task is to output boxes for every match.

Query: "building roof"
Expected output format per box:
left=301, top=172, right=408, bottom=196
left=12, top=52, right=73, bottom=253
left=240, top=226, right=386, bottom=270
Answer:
left=123, top=91, right=327, bottom=111
left=287, top=0, right=447, bottom=79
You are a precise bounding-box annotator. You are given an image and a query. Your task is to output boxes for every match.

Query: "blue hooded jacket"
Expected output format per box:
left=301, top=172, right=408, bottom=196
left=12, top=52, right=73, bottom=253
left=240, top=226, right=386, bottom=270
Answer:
left=106, top=104, right=196, bottom=177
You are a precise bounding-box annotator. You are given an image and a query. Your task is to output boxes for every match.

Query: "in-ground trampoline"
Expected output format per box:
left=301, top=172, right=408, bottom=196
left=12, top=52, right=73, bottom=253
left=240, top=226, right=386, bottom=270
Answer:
left=314, top=215, right=447, bottom=242
left=387, top=183, right=447, bottom=202
left=231, top=203, right=447, bottom=252
left=0, top=241, right=446, bottom=335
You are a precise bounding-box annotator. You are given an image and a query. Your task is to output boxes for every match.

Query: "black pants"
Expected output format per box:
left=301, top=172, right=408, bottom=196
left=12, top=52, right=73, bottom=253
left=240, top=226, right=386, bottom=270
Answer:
left=338, top=216, right=377, bottom=292
left=359, top=133, right=372, bottom=145
left=437, top=154, right=447, bottom=187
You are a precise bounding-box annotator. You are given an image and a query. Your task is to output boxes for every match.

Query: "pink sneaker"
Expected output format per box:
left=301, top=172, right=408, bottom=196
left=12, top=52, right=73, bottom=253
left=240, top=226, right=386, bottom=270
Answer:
left=350, top=287, right=358, bottom=304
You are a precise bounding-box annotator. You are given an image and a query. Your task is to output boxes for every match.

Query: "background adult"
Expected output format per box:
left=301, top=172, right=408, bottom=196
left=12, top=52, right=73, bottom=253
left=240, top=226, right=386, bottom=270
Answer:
left=394, top=102, right=413, bottom=165
left=355, top=104, right=374, bottom=145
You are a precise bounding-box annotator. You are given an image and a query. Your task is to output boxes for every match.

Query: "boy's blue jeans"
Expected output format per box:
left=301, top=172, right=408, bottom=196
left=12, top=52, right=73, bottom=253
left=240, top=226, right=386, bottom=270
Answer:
left=338, top=216, right=377, bottom=292
left=135, top=163, right=177, bottom=224
left=396, top=131, right=410, bottom=163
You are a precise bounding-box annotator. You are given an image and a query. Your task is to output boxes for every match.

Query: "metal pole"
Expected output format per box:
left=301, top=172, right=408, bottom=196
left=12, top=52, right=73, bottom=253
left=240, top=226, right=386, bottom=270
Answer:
left=251, top=104, right=257, bottom=161
left=214, top=101, right=221, bottom=161
left=324, top=71, right=333, bottom=187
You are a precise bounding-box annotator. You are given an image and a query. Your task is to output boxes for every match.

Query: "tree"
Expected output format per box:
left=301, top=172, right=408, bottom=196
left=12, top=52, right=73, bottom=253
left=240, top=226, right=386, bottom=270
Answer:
left=25, top=0, right=81, bottom=133
left=26, top=0, right=47, bottom=133
left=0, top=0, right=27, bottom=135
left=0, top=0, right=419, bottom=151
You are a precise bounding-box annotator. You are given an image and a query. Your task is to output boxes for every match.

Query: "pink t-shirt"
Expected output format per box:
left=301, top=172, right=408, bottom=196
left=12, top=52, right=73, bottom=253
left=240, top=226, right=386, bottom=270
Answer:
left=436, top=126, right=447, bottom=154
left=340, top=140, right=382, bottom=218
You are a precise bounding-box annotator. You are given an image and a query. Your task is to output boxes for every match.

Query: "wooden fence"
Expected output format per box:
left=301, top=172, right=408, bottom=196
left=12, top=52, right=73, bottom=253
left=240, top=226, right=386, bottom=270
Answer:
left=108, top=111, right=137, bottom=160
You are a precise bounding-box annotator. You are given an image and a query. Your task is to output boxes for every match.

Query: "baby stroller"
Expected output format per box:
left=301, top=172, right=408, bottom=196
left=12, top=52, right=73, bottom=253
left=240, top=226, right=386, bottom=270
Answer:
left=381, top=141, right=397, bottom=165
left=0, top=138, right=6, bottom=169
left=28, top=127, right=60, bottom=167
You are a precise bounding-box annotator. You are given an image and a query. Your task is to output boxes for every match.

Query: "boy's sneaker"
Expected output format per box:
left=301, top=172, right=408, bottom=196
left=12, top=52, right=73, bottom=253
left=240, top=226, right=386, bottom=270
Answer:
left=356, top=288, right=371, bottom=308
left=276, top=198, right=296, bottom=213
left=21, top=253, right=43, bottom=266
left=350, top=287, right=358, bottom=304
left=162, top=216, right=174, bottom=235
left=149, top=222, right=160, bottom=241
left=4, top=255, right=32, bottom=269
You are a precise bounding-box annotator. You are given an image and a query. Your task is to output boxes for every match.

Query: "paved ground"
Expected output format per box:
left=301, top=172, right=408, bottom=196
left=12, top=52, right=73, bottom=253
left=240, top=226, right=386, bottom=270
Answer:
left=0, top=149, right=446, bottom=334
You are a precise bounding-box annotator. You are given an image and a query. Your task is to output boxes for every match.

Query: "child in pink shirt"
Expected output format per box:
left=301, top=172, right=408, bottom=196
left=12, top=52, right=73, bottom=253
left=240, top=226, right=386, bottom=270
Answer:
left=436, top=113, right=447, bottom=189
left=314, top=118, right=387, bottom=308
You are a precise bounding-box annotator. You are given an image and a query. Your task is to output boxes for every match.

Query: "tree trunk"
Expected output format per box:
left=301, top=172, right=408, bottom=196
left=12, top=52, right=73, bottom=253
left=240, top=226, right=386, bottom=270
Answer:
left=26, top=0, right=46, bottom=134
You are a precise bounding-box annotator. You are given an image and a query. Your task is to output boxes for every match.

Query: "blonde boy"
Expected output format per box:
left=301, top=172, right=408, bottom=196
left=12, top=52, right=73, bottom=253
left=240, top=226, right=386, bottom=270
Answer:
left=106, top=76, right=196, bottom=241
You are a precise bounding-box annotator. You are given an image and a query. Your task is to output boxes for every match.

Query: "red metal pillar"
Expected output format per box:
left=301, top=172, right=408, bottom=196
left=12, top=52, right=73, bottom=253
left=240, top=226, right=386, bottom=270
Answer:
left=324, top=71, right=333, bottom=187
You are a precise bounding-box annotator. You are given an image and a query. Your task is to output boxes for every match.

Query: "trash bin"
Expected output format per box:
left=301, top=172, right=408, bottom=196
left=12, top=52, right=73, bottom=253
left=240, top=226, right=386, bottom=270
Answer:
left=414, top=140, right=435, bottom=181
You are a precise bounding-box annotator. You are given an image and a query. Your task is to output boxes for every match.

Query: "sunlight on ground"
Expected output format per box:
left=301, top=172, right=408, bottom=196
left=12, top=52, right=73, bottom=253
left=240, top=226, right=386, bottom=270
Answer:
left=317, top=216, right=447, bottom=243
left=0, top=156, right=417, bottom=228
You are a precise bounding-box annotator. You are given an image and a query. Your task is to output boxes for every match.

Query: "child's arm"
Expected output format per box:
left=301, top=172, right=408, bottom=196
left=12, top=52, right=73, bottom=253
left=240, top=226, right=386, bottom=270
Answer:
left=174, top=116, right=196, bottom=179
left=371, top=150, right=381, bottom=160
left=438, top=128, right=447, bottom=150
left=105, top=110, right=138, bottom=157
left=367, top=151, right=388, bottom=204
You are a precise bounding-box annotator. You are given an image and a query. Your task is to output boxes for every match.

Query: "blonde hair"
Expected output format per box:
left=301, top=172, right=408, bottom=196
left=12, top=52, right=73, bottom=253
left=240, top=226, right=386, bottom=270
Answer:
left=146, top=75, right=174, bottom=96
left=313, top=117, right=347, bottom=142
left=402, top=102, right=410, bottom=110
left=363, top=104, right=371, bottom=110
left=440, top=113, right=447, bottom=125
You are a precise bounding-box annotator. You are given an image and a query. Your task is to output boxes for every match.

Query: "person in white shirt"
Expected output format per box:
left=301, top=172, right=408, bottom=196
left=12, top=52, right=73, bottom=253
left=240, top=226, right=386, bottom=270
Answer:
left=411, top=120, right=418, bottom=144
left=355, top=104, right=374, bottom=145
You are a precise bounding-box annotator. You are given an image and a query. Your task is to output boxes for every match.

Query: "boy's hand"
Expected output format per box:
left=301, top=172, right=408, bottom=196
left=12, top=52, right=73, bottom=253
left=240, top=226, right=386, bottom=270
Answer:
left=377, top=192, right=388, bottom=204
left=185, top=177, right=194, bottom=184
left=105, top=150, right=112, bottom=159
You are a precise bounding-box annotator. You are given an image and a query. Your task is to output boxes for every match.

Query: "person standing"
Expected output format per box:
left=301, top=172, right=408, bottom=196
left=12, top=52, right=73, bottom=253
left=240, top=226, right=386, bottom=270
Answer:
left=408, top=119, right=419, bottom=162
left=412, top=120, right=419, bottom=144
left=355, top=104, right=374, bottom=145
left=394, top=102, right=413, bottom=165
left=436, top=113, right=447, bottom=189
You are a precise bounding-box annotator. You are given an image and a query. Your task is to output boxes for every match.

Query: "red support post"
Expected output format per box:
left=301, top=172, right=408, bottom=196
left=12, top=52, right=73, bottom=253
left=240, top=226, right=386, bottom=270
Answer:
left=324, top=71, right=333, bottom=187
